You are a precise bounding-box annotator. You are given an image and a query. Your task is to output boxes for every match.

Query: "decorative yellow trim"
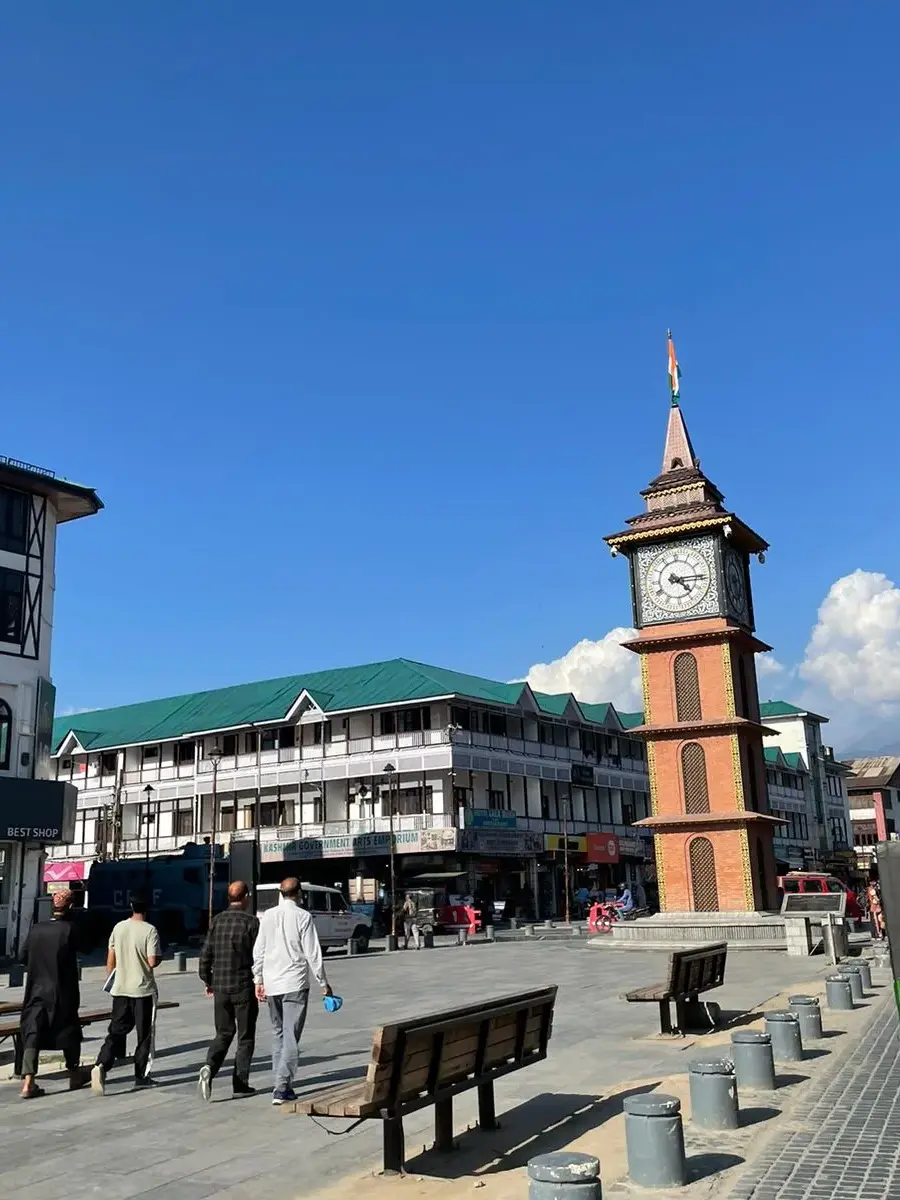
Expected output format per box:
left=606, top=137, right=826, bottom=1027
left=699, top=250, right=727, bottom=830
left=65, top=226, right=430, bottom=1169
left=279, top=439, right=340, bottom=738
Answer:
left=640, top=654, right=653, bottom=724
left=731, top=733, right=745, bottom=811
left=721, top=643, right=736, bottom=718
left=606, top=516, right=729, bottom=548
left=738, top=827, right=755, bottom=910
left=646, top=741, right=659, bottom=815
left=654, top=833, right=667, bottom=910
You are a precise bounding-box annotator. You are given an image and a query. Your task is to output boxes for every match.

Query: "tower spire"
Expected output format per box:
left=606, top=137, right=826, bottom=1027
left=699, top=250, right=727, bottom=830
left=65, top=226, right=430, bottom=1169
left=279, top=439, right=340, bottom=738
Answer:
left=661, top=400, right=699, bottom=475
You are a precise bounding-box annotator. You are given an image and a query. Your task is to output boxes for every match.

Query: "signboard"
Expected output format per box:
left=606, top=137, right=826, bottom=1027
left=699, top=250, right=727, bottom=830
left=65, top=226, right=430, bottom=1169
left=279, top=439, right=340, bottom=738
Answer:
left=571, top=764, right=595, bottom=788
left=544, top=834, right=587, bottom=854
left=259, top=826, right=457, bottom=864
left=467, top=809, right=517, bottom=830
left=617, top=835, right=647, bottom=859
left=460, top=829, right=543, bottom=857
left=34, top=679, right=57, bottom=781
left=586, top=832, right=620, bottom=864
left=43, top=859, right=87, bottom=883
left=780, top=892, right=846, bottom=917
left=0, top=778, right=77, bottom=843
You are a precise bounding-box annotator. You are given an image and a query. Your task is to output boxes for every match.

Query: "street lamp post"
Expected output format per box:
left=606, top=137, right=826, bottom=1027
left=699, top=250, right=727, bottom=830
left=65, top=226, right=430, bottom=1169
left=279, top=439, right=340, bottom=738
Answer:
left=206, top=740, right=223, bottom=932
left=384, top=763, right=397, bottom=950
left=143, top=784, right=154, bottom=878
left=562, top=790, right=571, bottom=925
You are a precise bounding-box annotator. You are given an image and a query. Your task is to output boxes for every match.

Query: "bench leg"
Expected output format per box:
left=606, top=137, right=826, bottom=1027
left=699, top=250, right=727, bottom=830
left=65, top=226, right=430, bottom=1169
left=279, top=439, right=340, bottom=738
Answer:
left=478, top=1081, right=497, bottom=1131
left=13, top=1033, right=24, bottom=1078
left=658, top=1001, right=673, bottom=1036
left=435, top=1098, right=454, bottom=1152
left=674, top=997, right=687, bottom=1035
left=382, top=1117, right=405, bottom=1175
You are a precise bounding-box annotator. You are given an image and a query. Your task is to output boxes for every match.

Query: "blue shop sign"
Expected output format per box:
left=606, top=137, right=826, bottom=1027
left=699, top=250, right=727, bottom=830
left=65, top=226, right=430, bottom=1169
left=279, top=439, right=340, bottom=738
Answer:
left=467, top=809, right=517, bottom=830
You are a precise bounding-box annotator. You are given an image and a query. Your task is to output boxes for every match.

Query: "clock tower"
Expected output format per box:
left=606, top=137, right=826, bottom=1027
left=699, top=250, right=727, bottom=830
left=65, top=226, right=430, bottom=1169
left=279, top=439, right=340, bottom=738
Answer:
left=605, top=395, right=781, bottom=915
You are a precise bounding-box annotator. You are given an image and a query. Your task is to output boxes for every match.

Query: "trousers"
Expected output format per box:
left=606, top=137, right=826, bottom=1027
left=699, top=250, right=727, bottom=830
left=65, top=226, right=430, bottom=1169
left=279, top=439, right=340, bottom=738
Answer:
left=96, top=995, right=154, bottom=1079
left=21, top=1041, right=80, bottom=1077
left=267, top=990, right=309, bottom=1092
left=206, top=990, right=258, bottom=1087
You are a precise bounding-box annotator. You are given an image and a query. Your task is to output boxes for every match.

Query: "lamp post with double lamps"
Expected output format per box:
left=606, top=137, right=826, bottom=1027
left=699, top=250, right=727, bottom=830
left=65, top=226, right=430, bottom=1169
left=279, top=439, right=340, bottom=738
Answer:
left=384, top=763, right=398, bottom=950
left=143, top=784, right=154, bottom=875
left=206, top=740, right=223, bottom=932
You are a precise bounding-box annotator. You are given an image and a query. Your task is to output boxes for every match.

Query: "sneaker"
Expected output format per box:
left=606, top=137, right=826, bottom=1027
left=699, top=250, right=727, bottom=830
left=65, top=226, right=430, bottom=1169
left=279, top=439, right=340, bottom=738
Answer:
left=198, top=1065, right=213, bottom=1103
left=271, top=1088, right=297, bottom=1106
left=90, top=1065, right=106, bottom=1096
left=232, top=1081, right=255, bottom=1097
left=134, top=1075, right=157, bottom=1089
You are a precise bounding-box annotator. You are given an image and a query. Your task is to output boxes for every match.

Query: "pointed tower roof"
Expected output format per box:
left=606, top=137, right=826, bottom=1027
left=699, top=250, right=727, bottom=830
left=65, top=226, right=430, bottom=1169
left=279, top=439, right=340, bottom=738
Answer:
left=660, top=401, right=698, bottom=475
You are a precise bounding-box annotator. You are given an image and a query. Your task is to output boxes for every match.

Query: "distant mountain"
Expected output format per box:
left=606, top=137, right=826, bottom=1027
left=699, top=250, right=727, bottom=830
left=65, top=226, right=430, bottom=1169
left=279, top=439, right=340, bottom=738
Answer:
left=836, top=740, right=900, bottom=761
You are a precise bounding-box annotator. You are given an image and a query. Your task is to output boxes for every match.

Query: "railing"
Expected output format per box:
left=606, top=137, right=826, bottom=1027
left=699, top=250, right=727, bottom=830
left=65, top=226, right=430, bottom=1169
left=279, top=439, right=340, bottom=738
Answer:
left=0, top=454, right=55, bottom=478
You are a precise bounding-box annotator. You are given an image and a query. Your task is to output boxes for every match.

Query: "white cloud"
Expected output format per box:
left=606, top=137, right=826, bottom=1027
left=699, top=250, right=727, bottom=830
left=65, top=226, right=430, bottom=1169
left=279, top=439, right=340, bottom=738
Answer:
left=800, top=570, right=900, bottom=715
left=756, top=653, right=786, bottom=678
left=526, top=627, right=643, bottom=711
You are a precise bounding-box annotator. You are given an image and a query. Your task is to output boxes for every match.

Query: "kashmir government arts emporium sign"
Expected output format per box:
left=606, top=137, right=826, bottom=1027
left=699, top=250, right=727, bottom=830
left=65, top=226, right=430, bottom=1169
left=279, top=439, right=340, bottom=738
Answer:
left=260, top=825, right=458, bottom=863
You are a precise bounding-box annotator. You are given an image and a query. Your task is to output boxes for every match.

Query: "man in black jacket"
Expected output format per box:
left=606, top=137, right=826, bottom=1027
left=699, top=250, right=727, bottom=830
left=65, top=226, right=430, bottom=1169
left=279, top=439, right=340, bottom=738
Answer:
left=198, top=880, right=259, bottom=1100
left=19, top=890, right=90, bottom=1098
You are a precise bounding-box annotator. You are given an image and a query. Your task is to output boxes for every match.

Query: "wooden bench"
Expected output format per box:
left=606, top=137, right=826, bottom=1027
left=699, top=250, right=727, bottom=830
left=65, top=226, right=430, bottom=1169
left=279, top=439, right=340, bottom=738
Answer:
left=0, top=1000, right=180, bottom=1076
left=289, top=986, right=557, bottom=1173
left=624, top=942, right=727, bottom=1035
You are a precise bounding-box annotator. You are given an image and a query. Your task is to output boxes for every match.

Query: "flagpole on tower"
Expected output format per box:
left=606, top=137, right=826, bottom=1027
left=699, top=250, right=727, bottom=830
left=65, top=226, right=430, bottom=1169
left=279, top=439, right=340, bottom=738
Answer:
left=667, top=329, right=681, bottom=407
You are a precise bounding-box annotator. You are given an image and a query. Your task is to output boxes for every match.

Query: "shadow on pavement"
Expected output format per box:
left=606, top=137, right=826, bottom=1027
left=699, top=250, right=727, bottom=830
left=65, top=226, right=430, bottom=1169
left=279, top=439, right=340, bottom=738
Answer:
left=774, top=1072, right=809, bottom=1088
left=687, top=1151, right=744, bottom=1181
left=403, top=1084, right=663, bottom=1180
left=739, top=1105, right=780, bottom=1127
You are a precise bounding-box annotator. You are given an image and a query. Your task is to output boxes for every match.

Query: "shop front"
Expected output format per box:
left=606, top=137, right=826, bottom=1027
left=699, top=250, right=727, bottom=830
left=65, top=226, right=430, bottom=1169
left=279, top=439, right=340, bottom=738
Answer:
left=459, top=828, right=543, bottom=920
left=0, top=776, right=77, bottom=955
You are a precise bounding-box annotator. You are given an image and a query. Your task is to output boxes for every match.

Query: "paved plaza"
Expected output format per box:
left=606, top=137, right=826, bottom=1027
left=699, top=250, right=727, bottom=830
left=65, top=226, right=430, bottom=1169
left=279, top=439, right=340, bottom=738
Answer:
left=0, top=940, right=889, bottom=1199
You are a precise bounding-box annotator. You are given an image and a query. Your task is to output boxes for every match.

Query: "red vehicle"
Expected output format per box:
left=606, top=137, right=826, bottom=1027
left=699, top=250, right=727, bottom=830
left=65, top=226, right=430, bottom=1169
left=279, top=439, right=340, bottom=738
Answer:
left=776, top=872, right=862, bottom=921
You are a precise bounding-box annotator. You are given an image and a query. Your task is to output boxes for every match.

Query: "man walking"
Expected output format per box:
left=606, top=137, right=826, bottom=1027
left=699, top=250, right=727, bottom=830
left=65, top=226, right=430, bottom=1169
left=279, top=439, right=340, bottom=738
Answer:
left=198, top=880, right=259, bottom=1101
left=253, top=878, right=331, bottom=1105
left=91, top=893, right=161, bottom=1095
left=19, top=890, right=90, bottom=1098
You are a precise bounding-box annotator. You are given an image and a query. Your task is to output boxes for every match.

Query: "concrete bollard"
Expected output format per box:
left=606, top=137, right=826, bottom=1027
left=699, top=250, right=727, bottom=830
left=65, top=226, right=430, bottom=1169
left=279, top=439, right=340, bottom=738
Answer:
left=527, top=1152, right=601, bottom=1200
left=423, top=929, right=435, bottom=949
left=457, top=928, right=469, bottom=946
left=826, top=974, right=854, bottom=1010
left=524, top=924, right=536, bottom=938
left=346, top=938, right=356, bottom=957
left=731, top=1031, right=776, bottom=1091
left=571, top=924, right=582, bottom=938
left=624, top=1093, right=687, bottom=1189
left=764, top=1012, right=804, bottom=1062
left=174, top=951, right=187, bottom=972
left=838, top=966, right=864, bottom=1003
left=542, top=920, right=555, bottom=930
left=788, top=995, right=823, bottom=1042
left=856, top=960, right=873, bottom=992
left=484, top=925, right=495, bottom=943
left=688, top=1058, right=739, bottom=1130
left=509, top=917, right=518, bottom=931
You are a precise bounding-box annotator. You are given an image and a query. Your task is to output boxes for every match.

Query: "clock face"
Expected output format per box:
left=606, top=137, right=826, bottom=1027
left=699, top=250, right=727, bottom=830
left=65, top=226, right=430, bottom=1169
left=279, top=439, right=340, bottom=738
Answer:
left=724, top=552, right=749, bottom=620
left=642, top=544, right=713, bottom=615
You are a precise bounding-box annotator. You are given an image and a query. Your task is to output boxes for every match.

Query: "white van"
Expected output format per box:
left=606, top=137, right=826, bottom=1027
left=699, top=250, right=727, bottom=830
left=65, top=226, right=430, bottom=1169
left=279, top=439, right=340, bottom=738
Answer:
left=255, top=882, right=372, bottom=953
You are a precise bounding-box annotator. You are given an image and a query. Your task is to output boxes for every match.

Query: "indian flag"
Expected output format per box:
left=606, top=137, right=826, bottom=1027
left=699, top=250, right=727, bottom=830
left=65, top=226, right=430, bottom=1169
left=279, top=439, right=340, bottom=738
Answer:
left=667, top=330, right=681, bottom=402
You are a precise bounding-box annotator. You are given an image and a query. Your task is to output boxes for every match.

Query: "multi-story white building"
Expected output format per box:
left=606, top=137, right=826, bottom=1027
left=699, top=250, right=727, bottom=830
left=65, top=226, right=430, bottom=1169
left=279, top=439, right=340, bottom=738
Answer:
left=0, top=455, right=102, bottom=954
left=843, top=757, right=900, bottom=873
left=49, top=659, right=654, bottom=919
left=760, top=700, right=853, bottom=871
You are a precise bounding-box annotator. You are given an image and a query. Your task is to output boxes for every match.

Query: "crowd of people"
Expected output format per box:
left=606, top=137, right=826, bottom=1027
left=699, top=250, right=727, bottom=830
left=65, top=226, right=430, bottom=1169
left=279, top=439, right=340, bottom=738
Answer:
left=18, top=877, right=333, bottom=1104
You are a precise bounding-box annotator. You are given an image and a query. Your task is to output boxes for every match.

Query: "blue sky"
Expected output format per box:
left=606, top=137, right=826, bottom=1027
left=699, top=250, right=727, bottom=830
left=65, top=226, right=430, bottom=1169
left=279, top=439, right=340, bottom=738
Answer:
left=4, top=3, right=900, bottom=724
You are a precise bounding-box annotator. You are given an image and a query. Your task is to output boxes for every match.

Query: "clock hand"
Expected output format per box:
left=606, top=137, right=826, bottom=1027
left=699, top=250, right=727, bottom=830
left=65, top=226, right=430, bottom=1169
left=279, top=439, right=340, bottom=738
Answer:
left=667, top=573, right=692, bottom=591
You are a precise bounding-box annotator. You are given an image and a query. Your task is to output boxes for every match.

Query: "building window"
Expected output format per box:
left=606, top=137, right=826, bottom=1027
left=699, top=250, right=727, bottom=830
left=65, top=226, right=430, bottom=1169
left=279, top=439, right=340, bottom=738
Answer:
left=681, top=742, right=710, bottom=814
left=674, top=653, right=702, bottom=722
left=745, top=745, right=759, bottom=811
left=0, top=567, right=25, bottom=645
left=312, top=722, right=331, bottom=745
left=278, top=725, right=296, bottom=749
left=737, top=654, right=752, bottom=718
left=395, top=786, right=432, bottom=816
left=450, top=706, right=471, bottom=731
left=219, top=806, right=236, bottom=833
left=0, top=487, right=28, bottom=555
left=689, top=837, right=719, bottom=911
left=756, top=836, right=769, bottom=910
left=60, top=757, right=73, bottom=773
left=176, top=806, right=193, bottom=837
left=101, top=751, right=117, bottom=774
left=141, top=745, right=159, bottom=764
left=489, top=789, right=506, bottom=808
left=0, top=699, right=11, bottom=770
left=220, top=734, right=237, bottom=757
left=176, top=741, right=194, bottom=765
left=260, top=729, right=278, bottom=752
left=244, top=731, right=258, bottom=754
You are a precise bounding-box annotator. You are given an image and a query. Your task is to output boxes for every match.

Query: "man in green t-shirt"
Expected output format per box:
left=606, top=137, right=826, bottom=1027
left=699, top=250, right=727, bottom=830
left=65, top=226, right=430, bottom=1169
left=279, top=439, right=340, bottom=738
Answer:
left=91, top=894, right=161, bottom=1095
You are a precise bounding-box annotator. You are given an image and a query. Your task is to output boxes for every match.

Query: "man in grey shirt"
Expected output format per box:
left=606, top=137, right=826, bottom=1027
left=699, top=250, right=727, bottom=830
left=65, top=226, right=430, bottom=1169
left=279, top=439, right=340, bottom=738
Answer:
left=253, top=878, right=331, bottom=1105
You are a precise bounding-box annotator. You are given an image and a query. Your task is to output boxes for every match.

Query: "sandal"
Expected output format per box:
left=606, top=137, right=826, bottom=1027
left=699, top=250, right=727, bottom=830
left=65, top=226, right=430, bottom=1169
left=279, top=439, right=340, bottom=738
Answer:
left=20, top=1084, right=45, bottom=1100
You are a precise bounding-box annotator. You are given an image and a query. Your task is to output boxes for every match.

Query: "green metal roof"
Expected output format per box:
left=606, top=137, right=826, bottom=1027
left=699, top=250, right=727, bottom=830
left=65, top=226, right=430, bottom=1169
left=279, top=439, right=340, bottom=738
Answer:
left=579, top=701, right=613, bottom=725
left=617, top=711, right=645, bottom=730
left=760, top=700, right=827, bottom=723
left=53, top=657, right=626, bottom=753
left=764, top=746, right=808, bottom=772
left=763, top=747, right=783, bottom=765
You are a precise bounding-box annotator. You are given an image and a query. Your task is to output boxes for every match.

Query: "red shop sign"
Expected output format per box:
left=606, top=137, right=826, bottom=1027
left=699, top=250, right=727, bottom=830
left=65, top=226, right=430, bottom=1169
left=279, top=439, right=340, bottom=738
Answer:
left=586, top=833, right=620, bottom=864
